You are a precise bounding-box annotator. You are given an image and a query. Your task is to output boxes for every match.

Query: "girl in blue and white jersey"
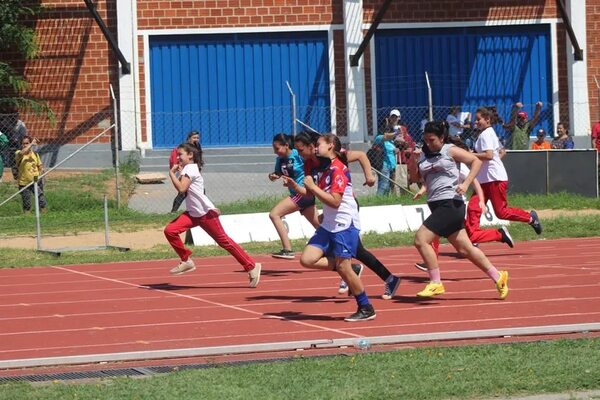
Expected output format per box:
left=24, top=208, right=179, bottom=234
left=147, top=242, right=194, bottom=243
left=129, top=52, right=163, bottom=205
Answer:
left=299, top=134, right=376, bottom=322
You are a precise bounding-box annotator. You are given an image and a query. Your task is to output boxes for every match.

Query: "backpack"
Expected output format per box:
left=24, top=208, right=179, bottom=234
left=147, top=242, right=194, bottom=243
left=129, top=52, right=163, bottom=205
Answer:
left=367, top=143, right=384, bottom=171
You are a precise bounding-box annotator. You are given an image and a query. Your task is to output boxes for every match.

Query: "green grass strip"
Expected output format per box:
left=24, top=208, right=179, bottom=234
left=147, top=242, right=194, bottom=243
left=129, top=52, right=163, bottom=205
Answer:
left=1, top=338, right=599, bottom=399
left=1, top=214, right=599, bottom=269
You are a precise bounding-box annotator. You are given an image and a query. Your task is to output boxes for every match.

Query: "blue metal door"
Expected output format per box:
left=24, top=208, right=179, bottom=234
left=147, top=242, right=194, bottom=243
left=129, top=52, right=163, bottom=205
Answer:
left=374, top=25, right=552, bottom=138
left=149, top=32, right=330, bottom=148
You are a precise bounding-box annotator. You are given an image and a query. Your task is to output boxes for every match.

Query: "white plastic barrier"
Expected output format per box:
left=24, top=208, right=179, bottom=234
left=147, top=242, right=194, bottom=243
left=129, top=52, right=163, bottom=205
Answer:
left=191, top=201, right=508, bottom=246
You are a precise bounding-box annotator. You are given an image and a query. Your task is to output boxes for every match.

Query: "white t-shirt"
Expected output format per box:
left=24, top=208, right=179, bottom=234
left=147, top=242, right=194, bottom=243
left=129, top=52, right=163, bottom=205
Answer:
left=181, top=163, right=216, bottom=217
left=446, top=114, right=463, bottom=137
left=474, top=127, right=508, bottom=183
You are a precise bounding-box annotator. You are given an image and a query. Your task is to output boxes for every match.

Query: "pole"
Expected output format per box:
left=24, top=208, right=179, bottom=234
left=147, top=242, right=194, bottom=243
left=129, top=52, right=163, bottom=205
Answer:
left=296, top=119, right=321, bottom=135
left=33, top=178, right=42, bottom=251
left=104, top=195, right=110, bottom=247
left=594, top=76, right=600, bottom=121
left=110, top=85, right=121, bottom=209
left=425, top=71, right=433, bottom=121
left=286, top=81, right=297, bottom=136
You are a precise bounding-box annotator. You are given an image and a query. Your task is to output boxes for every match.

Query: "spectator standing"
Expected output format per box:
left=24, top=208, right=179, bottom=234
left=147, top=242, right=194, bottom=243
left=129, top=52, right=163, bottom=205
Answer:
left=15, top=136, right=46, bottom=213
left=551, top=122, right=574, bottom=149
left=393, top=125, right=417, bottom=193
left=446, top=106, right=471, bottom=139
left=375, top=109, right=401, bottom=195
left=504, top=101, right=543, bottom=150
left=0, top=111, right=28, bottom=180
left=592, top=120, right=600, bottom=154
left=169, top=131, right=201, bottom=213
left=530, top=128, right=551, bottom=150
left=0, top=130, right=8, bottom=182
left=592, top=120, right=600, bottom=189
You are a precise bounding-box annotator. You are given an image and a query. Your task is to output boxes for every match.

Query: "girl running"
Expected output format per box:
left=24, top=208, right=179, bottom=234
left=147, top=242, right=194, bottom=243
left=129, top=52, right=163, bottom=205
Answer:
left=412, top=121, right=509, bottom=299
left=268, top=133, right=317, bottom=259
left=164, top=143, right=262, bottom=287
left=414, top=138, right=514, bottom=272
left=287, top=132, right=401, bottom=300
left=299, top=134, right=375, bottom=321
left=473, top=107, right=542, bottom=234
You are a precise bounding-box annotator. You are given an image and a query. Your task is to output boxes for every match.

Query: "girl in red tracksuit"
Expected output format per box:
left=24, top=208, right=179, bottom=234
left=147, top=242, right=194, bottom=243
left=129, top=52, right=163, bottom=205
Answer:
left=473, top=107, right=542, bottom=234
left=164, top=143, right=262, bottom=288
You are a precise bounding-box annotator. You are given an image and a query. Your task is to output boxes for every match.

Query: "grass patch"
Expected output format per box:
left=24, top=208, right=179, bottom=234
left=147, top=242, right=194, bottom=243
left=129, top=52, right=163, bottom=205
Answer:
left=1, top=338, right=599, bottom=399
left=1, top=214, right=598, bottom=269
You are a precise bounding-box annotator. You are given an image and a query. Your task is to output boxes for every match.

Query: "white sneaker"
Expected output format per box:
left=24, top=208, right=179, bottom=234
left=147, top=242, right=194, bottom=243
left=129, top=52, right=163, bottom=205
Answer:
left=248, top=262, right=262, bottom=288
left=170, top=259, right=196, bottom=275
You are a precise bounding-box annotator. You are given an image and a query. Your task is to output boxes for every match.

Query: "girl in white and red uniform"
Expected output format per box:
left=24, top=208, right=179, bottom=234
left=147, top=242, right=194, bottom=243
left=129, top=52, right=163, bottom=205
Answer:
left=299, top=134, right=376, bottom=322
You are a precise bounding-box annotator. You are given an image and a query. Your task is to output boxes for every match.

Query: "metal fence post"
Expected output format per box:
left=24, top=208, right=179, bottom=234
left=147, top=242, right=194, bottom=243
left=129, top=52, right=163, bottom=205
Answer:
left=33, top=178, right=42, bottom=251
left=110, top=84, right=121, bottom=209
left=425, top=71, right=433, bottom=121
left=286, top=81, right=297, bottom=136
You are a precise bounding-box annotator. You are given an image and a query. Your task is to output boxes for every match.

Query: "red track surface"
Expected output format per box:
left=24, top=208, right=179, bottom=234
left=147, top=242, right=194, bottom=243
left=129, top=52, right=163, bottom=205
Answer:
left=1, top=237, right=599, bottom=369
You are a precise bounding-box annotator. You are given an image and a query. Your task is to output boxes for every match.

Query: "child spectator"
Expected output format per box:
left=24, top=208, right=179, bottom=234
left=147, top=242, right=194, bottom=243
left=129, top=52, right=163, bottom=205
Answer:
left=551, top=122, right=574, bottom=149
left=15, top=136, right=46, bottom=213
left=169, top=131, right=201, bottom=213
left=530, top=128, right=551, bottom=150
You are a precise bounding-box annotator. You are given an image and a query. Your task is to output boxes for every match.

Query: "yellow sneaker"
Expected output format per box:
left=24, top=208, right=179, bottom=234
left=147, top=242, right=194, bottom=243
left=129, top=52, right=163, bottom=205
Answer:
left=496, top=270, right=509, bottom=299
left=416, top=282, right=445, bottom=297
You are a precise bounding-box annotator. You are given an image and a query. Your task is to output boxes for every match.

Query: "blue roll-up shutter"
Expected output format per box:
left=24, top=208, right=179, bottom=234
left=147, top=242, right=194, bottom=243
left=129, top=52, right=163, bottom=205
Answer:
left=149, top=32, right=330, bottom=148
left=375, top=25, right=552, bottom=137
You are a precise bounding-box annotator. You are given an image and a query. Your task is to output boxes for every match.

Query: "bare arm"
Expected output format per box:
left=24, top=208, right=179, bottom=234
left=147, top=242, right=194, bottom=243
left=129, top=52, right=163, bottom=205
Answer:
left=503, top=102, right=521, bottom=131
left=304, top=176, right=342, bottom=208
left=474, top=149, right=494, bottom=160
left=169, top=164, right=192, bottom=193
left=449, top=147, right=482, bottom=194
left=471, top=178, right=486, bottom=211
left=529, top=101, right=543, bottom=128
left=346, top=150, right=376, bottom=186
left=281, top=175, right=308, bottom=196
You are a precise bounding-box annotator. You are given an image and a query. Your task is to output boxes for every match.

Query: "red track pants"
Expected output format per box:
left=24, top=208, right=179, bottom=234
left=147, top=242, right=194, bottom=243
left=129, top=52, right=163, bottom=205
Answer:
left=164, top=210, right=255, bottom=271
left=480, top=181, right=531, bottom=223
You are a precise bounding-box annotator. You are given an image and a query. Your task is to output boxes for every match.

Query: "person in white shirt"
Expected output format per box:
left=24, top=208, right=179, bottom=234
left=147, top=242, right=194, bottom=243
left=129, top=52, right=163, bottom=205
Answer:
left=446, top=106, right=470, bottom=138
left=164, top=143, right=261, bottom=287
left=472, top=107, right=542, bottom=234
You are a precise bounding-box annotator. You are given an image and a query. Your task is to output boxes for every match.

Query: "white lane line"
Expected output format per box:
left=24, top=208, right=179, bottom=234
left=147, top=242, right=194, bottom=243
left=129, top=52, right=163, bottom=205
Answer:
left=51, top=265, right=361, bottom=339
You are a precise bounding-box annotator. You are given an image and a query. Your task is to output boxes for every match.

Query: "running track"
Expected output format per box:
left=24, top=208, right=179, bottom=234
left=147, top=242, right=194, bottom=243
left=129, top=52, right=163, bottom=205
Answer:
left=1, top=237, right=599, bottom=370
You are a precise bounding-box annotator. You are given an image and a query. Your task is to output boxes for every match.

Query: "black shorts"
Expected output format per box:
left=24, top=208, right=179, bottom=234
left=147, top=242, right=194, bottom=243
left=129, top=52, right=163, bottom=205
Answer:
left=424, top=199, right=465, bottom=238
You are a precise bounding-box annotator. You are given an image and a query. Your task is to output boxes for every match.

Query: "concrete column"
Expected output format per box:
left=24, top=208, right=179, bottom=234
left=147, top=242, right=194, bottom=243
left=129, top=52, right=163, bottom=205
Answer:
left=566, top=0, right=590, bottom=137
left=116, top=0, right=139, bottom=151
left=343, top=0, right=368, bottom=143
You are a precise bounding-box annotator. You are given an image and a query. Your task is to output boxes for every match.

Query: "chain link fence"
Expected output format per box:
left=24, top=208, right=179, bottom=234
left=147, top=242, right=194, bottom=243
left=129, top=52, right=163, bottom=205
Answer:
left=0, top=102, right=596, bottom=241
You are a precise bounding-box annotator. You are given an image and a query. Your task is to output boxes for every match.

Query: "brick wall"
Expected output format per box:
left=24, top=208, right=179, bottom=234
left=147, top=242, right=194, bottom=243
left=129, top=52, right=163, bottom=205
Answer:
left=136, top=0, right=336, bottom=30
left=18, top=0, right=119, bottom=144
left=16, top=0, right=599, bottom=146
left=363, top=0, right=558, bottom=22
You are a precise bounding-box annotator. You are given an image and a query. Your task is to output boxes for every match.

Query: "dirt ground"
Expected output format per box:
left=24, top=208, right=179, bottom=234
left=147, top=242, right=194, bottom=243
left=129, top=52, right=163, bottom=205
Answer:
left=2, top=208, right=600, bottom=250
